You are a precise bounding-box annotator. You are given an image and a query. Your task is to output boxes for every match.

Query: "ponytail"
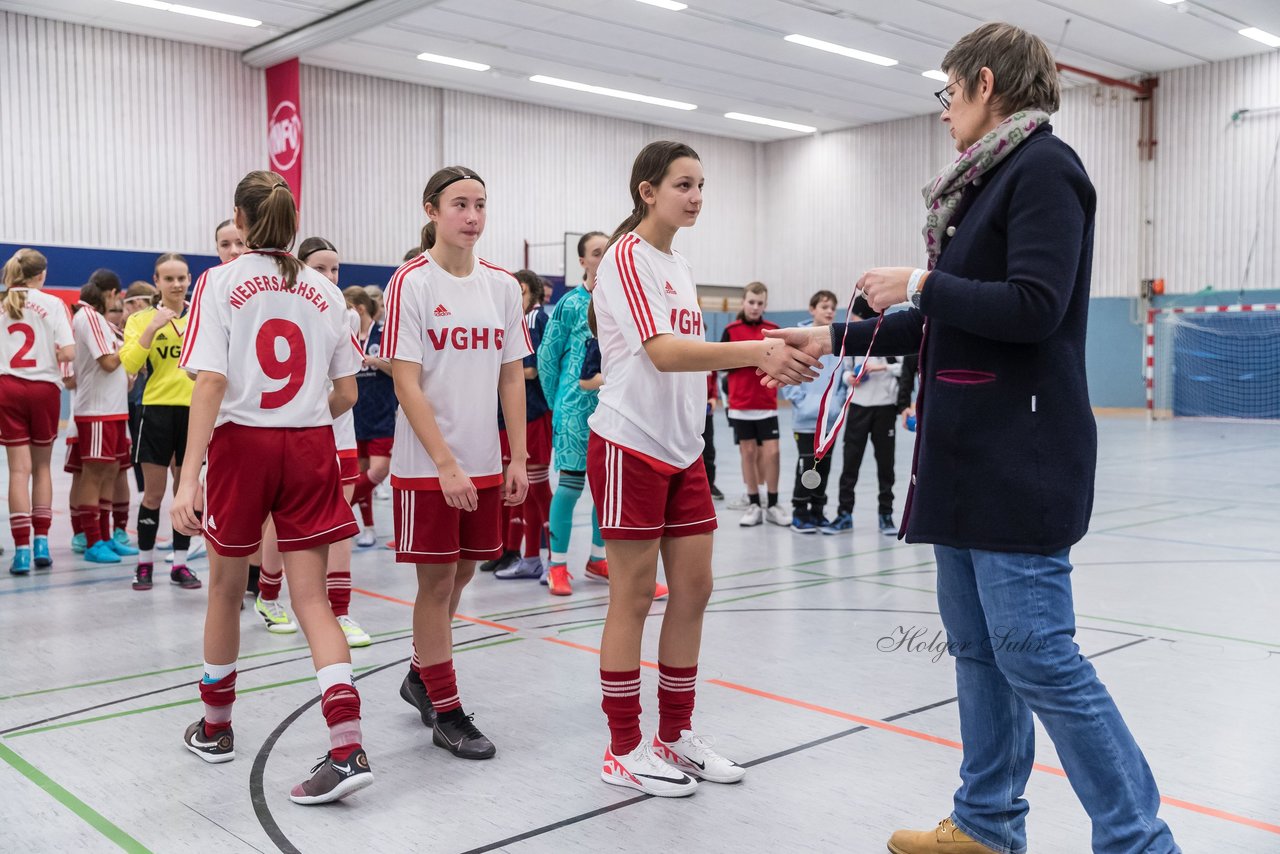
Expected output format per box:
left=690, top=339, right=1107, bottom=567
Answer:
left=233, top=170, right=302, bottom=288
left=419, top=222, right=437, bottom=252
left=3, top=248, right=47, bottom=320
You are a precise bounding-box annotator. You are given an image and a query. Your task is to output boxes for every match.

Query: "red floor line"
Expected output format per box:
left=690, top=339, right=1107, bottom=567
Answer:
left=350, top=588, right=520, bottom=633
left=542, top=638, right=1279, bottom=837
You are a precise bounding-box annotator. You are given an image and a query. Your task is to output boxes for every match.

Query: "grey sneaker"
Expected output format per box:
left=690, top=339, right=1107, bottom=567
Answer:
left=494, top=555, right=544, bottom=579
left=399, top=666, right=437, bottom=727
left=184, top=719, right=235, bottom=764
left=433, top=710, right=497, bottom=760
left=289, top=747, right=374, bottom=805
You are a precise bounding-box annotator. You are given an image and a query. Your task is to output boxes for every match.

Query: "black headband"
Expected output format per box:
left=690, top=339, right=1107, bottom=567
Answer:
left=432, top=174, right=484, bottom=198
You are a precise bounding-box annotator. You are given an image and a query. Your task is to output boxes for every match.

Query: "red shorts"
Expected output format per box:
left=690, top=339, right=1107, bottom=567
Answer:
left=75, top=418, right=129, bottom=464
left=357, top=437, right=393, bottom=458
left=0, top=376, right=61, bottom=446
left=587, top=432, right=718, bottom=541
left=393, top=486, right=502, bottom=564
left=204, top=423, right=358, bottom=558
left=338, top=449, right=360, bottom=484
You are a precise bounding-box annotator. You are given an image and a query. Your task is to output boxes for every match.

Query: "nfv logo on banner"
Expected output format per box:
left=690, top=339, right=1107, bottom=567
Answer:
left=269, top=100, right=301, bottom=172
left=265, top=58, right=303, bottom=206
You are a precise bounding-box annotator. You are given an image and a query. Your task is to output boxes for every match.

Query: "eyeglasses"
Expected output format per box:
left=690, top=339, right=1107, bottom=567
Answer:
left=934, top=79, right=962, bottom=111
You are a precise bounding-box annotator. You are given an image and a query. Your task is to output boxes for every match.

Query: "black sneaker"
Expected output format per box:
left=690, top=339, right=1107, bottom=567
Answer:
left=184, top=718, right=235, bottom=763
left=289, top=747, right=374, bottom=805
left=709, top=485, right=725, bottom=501
left=480, top=550, right=519, bottom=573
left=399, top=666, right=437, bottom=727
left=879, top=514, right=897, bottom=536
left=171, top=565, right=203, bottom=589
left=132, top=563, right=154, bottom=591
left=433, top=709, right=496, bottom=759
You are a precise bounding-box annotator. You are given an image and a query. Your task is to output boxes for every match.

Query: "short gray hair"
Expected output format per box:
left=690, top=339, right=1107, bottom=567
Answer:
left=942, top=23, right=1061, bottom=115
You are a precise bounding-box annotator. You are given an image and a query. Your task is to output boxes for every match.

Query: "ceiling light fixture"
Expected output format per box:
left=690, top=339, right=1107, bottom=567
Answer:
left=635, top=0, right=688, bottom=10
left=724, top=112, right=816, bottom=133
left=784, top=34, right=897, bottom=67
left=108, top=0, right=261, bottom=27
left=1153, top=0, right=1186, bottom=5
left=529, top=75, right=696, bottom=110
left=417, top=52, right=490, bottom=71
left=921, top=69, right=949, bottom=82
left=1238, top=26, right=1280, bottom=47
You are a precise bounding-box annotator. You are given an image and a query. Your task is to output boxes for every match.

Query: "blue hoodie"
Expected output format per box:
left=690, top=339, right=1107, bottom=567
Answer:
left=781, top=320, right=849, bottom=434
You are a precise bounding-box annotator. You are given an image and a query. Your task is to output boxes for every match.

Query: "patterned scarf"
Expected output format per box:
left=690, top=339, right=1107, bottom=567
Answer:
left=921, top=110, right=1051, bottom=269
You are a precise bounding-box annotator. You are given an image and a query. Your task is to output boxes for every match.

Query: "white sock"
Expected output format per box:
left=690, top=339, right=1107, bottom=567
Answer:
left=174, top=548, right=187, bottom=566
left=589, top=544, right=606, bottom=561
left=316, top=662, right=354, bottom=694
left=139, top=549, right=154, bottom=564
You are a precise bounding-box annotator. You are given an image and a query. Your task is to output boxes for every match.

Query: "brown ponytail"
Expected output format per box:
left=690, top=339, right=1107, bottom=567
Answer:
left=3, top=248, right=47, bottom=320
left=233, top=170, right=302, bottom=288
left=420, top=166, right=485, bottom=251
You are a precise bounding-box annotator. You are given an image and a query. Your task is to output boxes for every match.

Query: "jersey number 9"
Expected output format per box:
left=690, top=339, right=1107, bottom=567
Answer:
left=256, top=319, right=307, bottom=409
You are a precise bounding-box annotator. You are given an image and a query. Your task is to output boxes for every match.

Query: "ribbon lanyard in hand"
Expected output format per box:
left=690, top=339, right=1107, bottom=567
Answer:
left=803, top=290, right=884, bottom=490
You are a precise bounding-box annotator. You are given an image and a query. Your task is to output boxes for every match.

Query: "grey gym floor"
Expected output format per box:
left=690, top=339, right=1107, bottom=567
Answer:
left=1, top=412, right=1277, bottom=854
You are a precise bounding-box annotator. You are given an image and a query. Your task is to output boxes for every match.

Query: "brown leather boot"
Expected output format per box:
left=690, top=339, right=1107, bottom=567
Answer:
left=887, top=818, right=1001, bottom=854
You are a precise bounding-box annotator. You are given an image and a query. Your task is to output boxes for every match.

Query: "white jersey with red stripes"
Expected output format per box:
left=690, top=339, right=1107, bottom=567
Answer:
left=382, top=253, right=531, bottom=489
left=588, top=232, right=706, bottom=469
left=0, top=288, right=74, bottom=384
left=331, top=308, right=360, bottom=452
left=181, top=250, right=363, bottom=429
left=71, top=307, right=128, bottom=419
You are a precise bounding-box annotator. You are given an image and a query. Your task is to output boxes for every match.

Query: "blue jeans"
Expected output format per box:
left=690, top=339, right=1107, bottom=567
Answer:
left=934, top=546, right=1179, bottom=854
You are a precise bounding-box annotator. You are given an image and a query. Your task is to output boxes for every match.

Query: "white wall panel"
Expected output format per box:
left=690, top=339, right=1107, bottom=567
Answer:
left=1152, top=51, right=1280, bottom=295
left=0, top=12, right=263, bottom=257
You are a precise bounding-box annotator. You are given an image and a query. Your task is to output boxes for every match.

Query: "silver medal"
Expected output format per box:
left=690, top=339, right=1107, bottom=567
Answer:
left=801, top=468, right=822, bottom=490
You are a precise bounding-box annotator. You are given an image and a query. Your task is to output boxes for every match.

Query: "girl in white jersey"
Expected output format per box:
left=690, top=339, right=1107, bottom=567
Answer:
left=588, top=141, right=817, bottom=797
left=299, top=236, right=371, bottom=648
left=384, top=166, right=530, bottom=760
left=172, top=171, right=373, bottom=805
left=70, top=285, right=132, bottom=565
left=1, top=249, right=74, bottom=575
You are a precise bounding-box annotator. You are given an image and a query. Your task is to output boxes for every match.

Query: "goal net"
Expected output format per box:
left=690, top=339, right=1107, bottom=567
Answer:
left=1146, top=304, right=1280, bottom=421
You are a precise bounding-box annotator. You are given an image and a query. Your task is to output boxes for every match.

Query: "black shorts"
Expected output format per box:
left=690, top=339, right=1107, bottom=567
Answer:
left=135, top=404, right=190, bottom=467
left=729, top=415, right=780, bottom=446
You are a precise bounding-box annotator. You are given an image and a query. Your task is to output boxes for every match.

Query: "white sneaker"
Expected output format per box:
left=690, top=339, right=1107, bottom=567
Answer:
left=726, top=494, right=752, bottom=510
left=337, top=615, right=372, bottom=648
left=764, top=504, right=791, bottom=527
left=186, top=537, right=207, bottom=561
left=354, top=528, right=377, bottom=549
left=254, top=596, right=298, bottom=634
left=738, top=505, right=763, bottom=527
left=653, top=730, right=746, bottom=784
left=601, top=740, right=697, bottom=797
left=156, top=536, right=173, bottom=551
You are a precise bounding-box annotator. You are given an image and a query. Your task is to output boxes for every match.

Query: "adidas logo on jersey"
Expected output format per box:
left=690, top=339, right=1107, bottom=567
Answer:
left=664, top=281, right=677, bottom=295
left=434, top=304, right=451, bottom=317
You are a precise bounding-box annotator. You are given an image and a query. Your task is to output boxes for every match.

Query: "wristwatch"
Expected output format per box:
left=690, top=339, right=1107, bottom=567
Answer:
left=907, top=268, right=927, bottom=309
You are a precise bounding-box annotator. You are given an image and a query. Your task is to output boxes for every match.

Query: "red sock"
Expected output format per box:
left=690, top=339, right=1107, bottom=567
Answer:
left=327, top=570, right=351, bottom=617
left=657, top=663, right=698, bottom=743
left=31, top=505, right=52, bottom=538
left=601, top=668, right=643, bottom=755
left=113, top=502, right=129, bottom=534
left=69, top=505, right=83, bottom=536
left=9, top=513, right=32, bottom=548
left=258, top=566, right=283, bottom=600
left=79, top=506, right=101, bottom=546
left=350, top=472, right=375, bottom=507
left=418, top=660, right=461, bottom=714
left=358, top=494, right=374, bottom=527
left=523, top=473, right=551, bottom=558
left=320, top=683, right=362, bottom=755
left=199, top=671, right=236, bottom=736
left=98, top=500, right=112, bottom=541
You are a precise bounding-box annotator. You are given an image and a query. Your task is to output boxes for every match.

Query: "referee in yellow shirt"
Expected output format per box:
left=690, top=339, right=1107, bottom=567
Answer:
left=119, top=253, right=202, bottom=592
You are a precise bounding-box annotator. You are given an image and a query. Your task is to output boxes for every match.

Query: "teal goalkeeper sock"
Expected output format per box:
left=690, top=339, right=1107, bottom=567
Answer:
left=549, top=474, right=585, bottom=563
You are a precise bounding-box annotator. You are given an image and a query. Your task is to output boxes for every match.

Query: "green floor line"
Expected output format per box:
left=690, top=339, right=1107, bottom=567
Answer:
left=0, top=627, right=412, bottom=703
left=0, top=742, right=151, bottom=853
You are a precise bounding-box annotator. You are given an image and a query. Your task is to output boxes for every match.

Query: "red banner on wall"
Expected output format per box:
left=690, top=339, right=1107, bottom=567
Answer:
left=265, top=58, right=303, bottom=207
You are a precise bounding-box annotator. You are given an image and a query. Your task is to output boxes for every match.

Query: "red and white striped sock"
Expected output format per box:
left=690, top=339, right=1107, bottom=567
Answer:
left=112, top=502, right=129, bottom=535
left=78, top=505, right=102, bottom=546
left=327, top=570, right=352, bottom=618
left=601, top=668, right=643, bottom=755
left=258, top=565, right=283, bottom=600
left=657, top=662, right=698, bottom=743
left=9, top=513, right=32, bottom=548
left=199, top=662, right=237, bottom=737
left=31, top=505, right=52, bottom=538
left=419, top=659, right=462, bottom=714
left=318, top=663, right=362, bottom=759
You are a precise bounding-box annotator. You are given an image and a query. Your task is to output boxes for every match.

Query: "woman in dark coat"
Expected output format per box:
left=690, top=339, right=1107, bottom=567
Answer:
left=769, top=23, right=1180, bottom=854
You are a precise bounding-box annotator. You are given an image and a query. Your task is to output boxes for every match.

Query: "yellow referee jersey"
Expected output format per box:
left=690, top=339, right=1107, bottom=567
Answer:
left=120, top=307, right=194, bottom=406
